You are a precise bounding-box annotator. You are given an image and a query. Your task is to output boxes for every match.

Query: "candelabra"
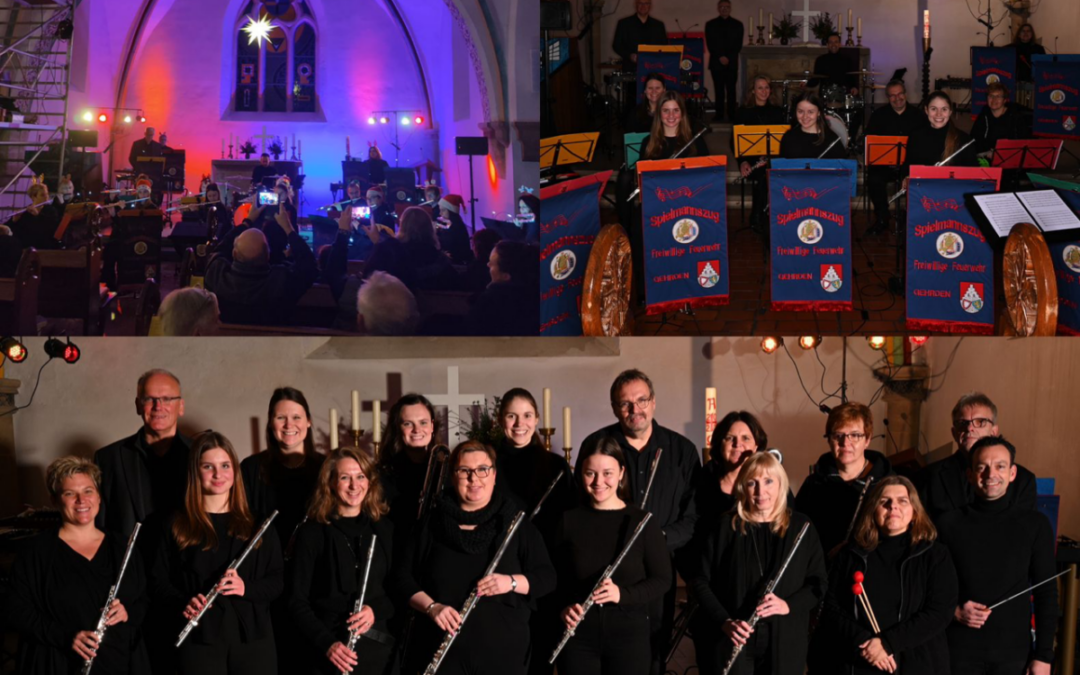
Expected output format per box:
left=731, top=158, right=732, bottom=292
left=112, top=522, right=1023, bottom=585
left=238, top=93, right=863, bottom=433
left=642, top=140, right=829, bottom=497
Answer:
left=372, top=440, right=381, bottom=463
left=228, top=144, right=234, bottom=160
left=756, top=25, right=765, bottom=45
left=563, top=445, right=573, bottom=468
left=538, top=428, right=555, bottom=452
left=350, top=429, right=365, bottom=448
left=845, top=27, right=855, bottom=46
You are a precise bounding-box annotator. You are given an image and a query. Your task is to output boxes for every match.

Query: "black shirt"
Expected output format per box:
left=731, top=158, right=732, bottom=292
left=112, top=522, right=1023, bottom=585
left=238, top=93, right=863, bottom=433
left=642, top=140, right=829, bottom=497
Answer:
left=795, top=450, right=894, bottom=558
left=733, top=103, right=787, bottom=164
left=639, top=130, right=710, bottom=162
left=970, top=103, right=1030, bottom=154
left=613, top=14, right=668, bottom=63
left=916, top=448, right=1038, bottom=522
left=866, top=104, right=928, bottom=138
left=8, top=203, right=61, bottom=250
left=251, top=163, right=279, bottom=188
left=240, top=451, right=326, bottom=558
left=779, top=127, right=845, bottom=159
left=128, top=138, right=165, bottom=167
left=494, top=438, right=575, bottom=536
left=704, top=15, right=744, bottom=71
left=812, top=51, right=857, bottom=90
left=904, top=125, right=977, bottom=172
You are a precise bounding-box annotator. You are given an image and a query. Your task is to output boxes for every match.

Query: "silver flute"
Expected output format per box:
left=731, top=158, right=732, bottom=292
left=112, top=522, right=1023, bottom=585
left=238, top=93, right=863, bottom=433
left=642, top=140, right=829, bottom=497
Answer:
left=627, top=126, right=712, bottom=201
left=175, top=510, right=279, bottom=647
left=720, top=522, right=810, bottom=675
left=343, top=535, right=378, bottom=666
left=81, top=523, right=142, bottom=675
left=888, top=138, right=977, bottom=204
left=423, top=511, right=526, bottom=675
left=549, top=512, right=653, bottom=664
left=530, top=469, right=565, bottom=521
left=640, top=448, right=663, bottom=508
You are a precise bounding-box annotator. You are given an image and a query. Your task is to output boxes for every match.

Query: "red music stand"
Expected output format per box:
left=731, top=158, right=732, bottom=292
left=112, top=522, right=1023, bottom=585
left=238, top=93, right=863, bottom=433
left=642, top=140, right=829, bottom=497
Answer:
left=909, top=166, right=1003, bottom=189
left=864, top=135, right=908, bottom=221
left=990, top=138, right=1063, bottom=170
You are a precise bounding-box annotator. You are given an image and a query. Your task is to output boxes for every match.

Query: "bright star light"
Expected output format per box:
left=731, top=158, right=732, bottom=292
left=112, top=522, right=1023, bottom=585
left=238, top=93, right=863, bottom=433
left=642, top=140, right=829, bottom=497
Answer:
left=242, top=14, right=278, bottom=47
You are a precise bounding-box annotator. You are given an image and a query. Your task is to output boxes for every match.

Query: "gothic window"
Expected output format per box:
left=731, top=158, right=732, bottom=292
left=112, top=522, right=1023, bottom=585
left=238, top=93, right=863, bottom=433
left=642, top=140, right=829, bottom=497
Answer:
left=232, top=0, right=317, bottom=114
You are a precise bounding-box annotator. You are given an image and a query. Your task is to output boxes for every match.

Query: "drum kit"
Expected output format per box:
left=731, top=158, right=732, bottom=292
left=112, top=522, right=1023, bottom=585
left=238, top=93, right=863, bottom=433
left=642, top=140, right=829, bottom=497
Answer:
left=770, top=68, right=884, bottom=152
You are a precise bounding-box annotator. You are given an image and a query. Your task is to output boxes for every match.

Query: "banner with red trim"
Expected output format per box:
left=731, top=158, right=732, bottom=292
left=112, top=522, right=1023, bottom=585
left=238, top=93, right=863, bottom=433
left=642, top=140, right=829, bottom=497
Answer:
left=1050, top=188, right=1080, bottom=335
left=1032, top=55, right=1080, bottom=141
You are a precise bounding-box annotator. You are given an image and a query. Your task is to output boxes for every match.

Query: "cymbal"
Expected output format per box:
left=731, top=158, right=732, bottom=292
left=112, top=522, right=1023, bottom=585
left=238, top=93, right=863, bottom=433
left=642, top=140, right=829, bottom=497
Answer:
left=787, top=71, right=827, bottom=78
left=869, top=84, right=888, bottom=89
left=847, top=70, right=884, bottom=75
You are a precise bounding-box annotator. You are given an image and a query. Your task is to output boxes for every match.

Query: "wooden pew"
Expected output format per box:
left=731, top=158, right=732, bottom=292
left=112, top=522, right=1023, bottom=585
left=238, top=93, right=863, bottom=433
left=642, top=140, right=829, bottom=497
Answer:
left=37, top=246, right=106, bottom=335
left=216, top=323, right=356, bottom=337
left=415, top=289, right=473, bottom=318
left=291, top=283, right=338, bottom=328
left=134, top=278, right=160, bottom=337
left=0, top=249, right=41, bottom=335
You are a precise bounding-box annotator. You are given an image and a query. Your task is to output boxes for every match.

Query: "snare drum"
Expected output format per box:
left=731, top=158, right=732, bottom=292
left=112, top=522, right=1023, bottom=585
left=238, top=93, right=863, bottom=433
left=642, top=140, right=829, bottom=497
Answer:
left=824, top=110, right=849, bottom=150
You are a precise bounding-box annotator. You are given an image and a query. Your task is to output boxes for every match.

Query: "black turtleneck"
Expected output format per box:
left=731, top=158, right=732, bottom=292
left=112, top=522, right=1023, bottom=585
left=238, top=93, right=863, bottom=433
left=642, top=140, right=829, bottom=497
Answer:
left=779, top=127, right=845, bottom=160
left=905, top=125, right=976, bottom=171
left=640, top=131, right=710, bottom=162
left=495, top=439, right=574, bottom=537
left=936, top=497, right=1057, bottom=663
left=864, top=532, right=909, bottom=634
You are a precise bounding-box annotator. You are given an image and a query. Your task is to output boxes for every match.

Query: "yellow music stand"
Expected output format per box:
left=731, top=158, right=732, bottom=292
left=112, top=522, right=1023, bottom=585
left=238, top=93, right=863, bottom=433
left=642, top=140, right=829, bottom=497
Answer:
left=733, top=125, right=789, bottom=158
left=540, top=132, right=600, bottom=170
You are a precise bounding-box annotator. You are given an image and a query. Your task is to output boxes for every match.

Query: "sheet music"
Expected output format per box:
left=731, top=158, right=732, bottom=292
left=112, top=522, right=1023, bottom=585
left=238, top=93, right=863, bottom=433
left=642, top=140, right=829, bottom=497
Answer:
left=971, top=193, right=1033, bottom=237
left=1016, top=190, right=1080, bottom=232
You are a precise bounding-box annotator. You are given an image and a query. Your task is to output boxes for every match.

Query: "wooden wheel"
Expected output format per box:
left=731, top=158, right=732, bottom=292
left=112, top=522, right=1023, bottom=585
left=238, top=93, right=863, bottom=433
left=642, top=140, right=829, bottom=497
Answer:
left=581, top=223, right=633, bottom=336
left=1002, top=222, right=1058, bottom=336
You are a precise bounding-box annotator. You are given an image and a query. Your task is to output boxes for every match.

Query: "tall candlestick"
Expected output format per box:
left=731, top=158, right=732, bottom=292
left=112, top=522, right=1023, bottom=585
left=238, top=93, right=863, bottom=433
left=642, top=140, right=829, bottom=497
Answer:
left=543, top=388, right=551, bottom=428
left=563, top=407, right=571, bottom=448
left=222, top=138, right=225, bottom=156
left=351, top=391, right=360, bottom=431
left=330, top=409, right=339, bottom=449
left=373, top=400, right=381, bottom=443
left=923, top=10, right=930, bottom=39
left=857, top=17, right=862, bottom=37
left=759, top=8, right=763, bottom=26
left=768, top=12, right=773, bottom=32
left=848, top=8, right=853, bottom=26
left=346, top=136, right=351, bottom=158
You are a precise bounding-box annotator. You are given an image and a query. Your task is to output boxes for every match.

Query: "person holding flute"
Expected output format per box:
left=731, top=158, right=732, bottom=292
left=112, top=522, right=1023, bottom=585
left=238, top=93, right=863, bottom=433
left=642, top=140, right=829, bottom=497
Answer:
left=289, top=447, right=396, bottom=674
left=550, top=436, right=671, bottom=675
left=689, top=452, right=826, bottom=675
left=7, top=456, right=150, bottom=674
left=150, top=431, right=283, bottom=675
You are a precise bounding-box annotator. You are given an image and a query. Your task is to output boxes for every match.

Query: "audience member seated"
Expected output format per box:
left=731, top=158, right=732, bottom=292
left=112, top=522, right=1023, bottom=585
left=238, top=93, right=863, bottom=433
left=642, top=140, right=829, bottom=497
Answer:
left=158, top=287, right=221, bottom=336
left=464, top=228, right=503, bottom=294
left=355, top=271, right=420, bottom=336
left=6, top=182, right=61, bottom=251
left=365, top=206, right=461, bottom=292
left=467, top=240, right=539, bottom=336
left=204, top=204, right=318, bottom=326
left=435, top=194, right=473, bottom=264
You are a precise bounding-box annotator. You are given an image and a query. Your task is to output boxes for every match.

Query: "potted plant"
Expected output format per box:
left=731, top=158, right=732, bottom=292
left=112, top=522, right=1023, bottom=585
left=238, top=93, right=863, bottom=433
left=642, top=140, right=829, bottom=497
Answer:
left=268, top=136, right=284, bottom=160
left=239, top=139, right=257, bottom=159
left=775, top=13, right=801, bottom=46
left=810, top=13, right=836, bottom=45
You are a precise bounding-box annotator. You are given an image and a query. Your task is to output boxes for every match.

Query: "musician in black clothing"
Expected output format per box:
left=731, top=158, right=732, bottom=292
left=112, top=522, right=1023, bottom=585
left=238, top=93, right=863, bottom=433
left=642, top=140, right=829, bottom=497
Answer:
left=379, top=394, right=443, bottom=547
left=971, top=83, right=1030, bottom=156
left=289, top=447, right=396, bottom=675
left=202, top=183, right=233, bottom=241
left=1013, top=23, right=1045, bottom=82
left=865, top=79, right=927, bottom=234
left=366, top=187, right=397, bottom=232
left=365, top=145, right=390, bottom=186
left=811, top=34, right=858, bottom=95
left=397, top=441, right=556, bottom=675
left=150, top=431, right=284, bottom=675
left=778, top=93, right=845, bottom=160
left=704, top=0, right=744, bottom=122
left=936, top=437, right=1056, bottom=675
left=734, top=77, right=787, bottom=226
left=552, top=437, right=671, bottom=675
left=812, top=477, right=957, bottom=675
left=251, top=154, right=278, bottom=189
left=903, top=91, right=978, bottom=176
left=693, top=410, right=770, bottom=534
left=7, top=181, right=61, bottom=250
left=639, top=91, right=710, bottom=161
left=8, top=456, right=151, bottom=675
left=691, top=452, right=827, bottom=675
left=129, top=126, right=165, bottom=168
left=613, top=0, right=668, bottom=68
left=625, top=73, right=667, bottom=134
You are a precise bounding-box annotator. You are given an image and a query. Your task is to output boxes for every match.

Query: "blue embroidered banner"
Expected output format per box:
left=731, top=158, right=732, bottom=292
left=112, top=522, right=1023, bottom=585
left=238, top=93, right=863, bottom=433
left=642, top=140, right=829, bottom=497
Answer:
left=1050, top=188, right=1080, bottom=335
left=971, top=47, right=1016, bottom=119
left=769, top=169, right=852, bottom=311
left=905, top=178, right=996, bottom=334
left=639, top=159, right=729, bottom=314
left=1032, top=55, right=1080, bottom=141
left=636, top=51, right=682, bottom=103
left=539, top=171, right=611, bottom=336
left=667, top=34, right=705, bottom=98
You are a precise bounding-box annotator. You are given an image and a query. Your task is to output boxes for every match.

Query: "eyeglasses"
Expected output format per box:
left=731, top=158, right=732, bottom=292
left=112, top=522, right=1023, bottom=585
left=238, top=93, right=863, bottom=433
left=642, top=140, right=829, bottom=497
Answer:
left=722, top=435, right=755, bottom=446
left=954, top=417, right=993, bottom=430
left=615, top=397, right=654, bottom=412
left=140, top=396, right=181, bottom=408
left=826, top=432, right=866, bottom=444
left=454, top=466, right=493, bottom=480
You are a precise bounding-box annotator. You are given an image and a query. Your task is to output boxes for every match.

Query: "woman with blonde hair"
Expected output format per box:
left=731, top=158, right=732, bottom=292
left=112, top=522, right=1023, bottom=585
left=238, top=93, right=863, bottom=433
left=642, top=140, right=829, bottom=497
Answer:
left=289, top=447, right=396, bottom=674
left=640, top=91, right=709, bottom=161
left=810, top=476, right=957, bottom=674
left=8, top=456, right=151, bottom=674
left=689, top=452, right=827, bottom=675
left=150, top=430, right=284, bottom=674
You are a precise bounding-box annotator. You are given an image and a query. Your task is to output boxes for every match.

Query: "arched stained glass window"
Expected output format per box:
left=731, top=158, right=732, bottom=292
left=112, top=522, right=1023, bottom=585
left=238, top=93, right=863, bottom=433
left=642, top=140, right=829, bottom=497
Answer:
left=232, top=1, right=318, bottom=114
left=293, top=22, right=316, bottom=113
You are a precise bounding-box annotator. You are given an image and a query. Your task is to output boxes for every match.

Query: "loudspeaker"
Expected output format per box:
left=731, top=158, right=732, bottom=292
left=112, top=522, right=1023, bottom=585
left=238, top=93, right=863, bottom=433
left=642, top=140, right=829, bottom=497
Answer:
left=540, top=1, right=572, bottom=31
left=455, top=136, right=489, bottom=156
left=67, top=130, right=98, bottom=148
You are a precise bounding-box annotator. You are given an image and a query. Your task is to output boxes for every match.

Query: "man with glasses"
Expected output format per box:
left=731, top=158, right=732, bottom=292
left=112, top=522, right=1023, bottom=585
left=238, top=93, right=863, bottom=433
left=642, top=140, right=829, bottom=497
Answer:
left=577, top=368, right=700, bottom=675
left=865, top=78, right=927, bottom=234
left=94, top=368, right=191, bottom=539
left=918, top=392, right=1036, bottom=521
left=971, top=82, right=1030, bottom=157
left=795, top=401, right=893, bottom=558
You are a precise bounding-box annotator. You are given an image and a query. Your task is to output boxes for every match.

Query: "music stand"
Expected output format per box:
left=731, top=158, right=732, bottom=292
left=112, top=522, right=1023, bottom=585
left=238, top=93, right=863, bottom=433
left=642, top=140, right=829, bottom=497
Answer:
left=991, top=138, right=1063, bottom=191
left=623, top=132, right=649, bottom=170
left=540, top=132, right=600, bottom=184
left=733, top=125, right=788, bottom=227
left=863, top=135, right=908, bottom=286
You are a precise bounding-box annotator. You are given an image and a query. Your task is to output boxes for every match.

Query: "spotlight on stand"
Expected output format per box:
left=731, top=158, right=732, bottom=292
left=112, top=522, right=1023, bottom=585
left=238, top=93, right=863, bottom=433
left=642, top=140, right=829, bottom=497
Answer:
left=866, top=336, right=887, bottom=350
left=137, top=113, right=146, bottom=123
left=44, top=337, right=80, bottom=364
left=123, top=114, right=132, bottom=124
left=379, top=116, right=389, bottom=124
left=401, top=117, right=411, bottom=126
left=57, top=18, right=74, bottom=40
left=97, top=112, right=108, bottom=124
left=0, top=337, right=27, bottom=363
left=81, top=111, right=93, bottom=123
left=414, top=116, right=423, bottom=125
left=761, top=336, right=782, bottom=354
left=798, top=335, right=822, bottom=350
left=367, top=116, right=376, bottom=125
left=909, top=336, right=930, bottom=347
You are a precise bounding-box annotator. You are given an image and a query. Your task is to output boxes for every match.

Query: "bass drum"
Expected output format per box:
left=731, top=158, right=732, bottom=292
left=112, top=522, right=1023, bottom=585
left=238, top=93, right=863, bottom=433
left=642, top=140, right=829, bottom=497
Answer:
left=824, top=110, right=849, bottom=150
left=821, top=83, right=847, bottom=108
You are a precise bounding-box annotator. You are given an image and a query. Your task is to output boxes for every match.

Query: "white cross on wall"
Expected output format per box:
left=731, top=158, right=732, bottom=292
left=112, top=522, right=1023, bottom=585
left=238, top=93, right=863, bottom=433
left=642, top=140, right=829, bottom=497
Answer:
left=253, top=125, right=274, bottom=153
left=791, top=0, right=821, bottom=44
left=426, top=366, right=486, bottom=446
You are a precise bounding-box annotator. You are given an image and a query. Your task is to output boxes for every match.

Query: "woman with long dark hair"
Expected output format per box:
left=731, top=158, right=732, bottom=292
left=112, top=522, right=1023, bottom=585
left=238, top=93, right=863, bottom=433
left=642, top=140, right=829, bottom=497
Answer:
left=397, top=440, right=556, bottom=675
left=550, top=437, right=671, bottom=675
left=735, top=77, right=787, bottom=226
left=779, top=93, right=845, bottom=159
left=694, top=411, right=770, bottom=528
left=1012, top=23, right=1045, bottom=82
left=380, top=393, right=444, bottom=539
left=626, top=73, right=668, bottom=133
left=690, top=452, right=827, bottom=675
left=810, top=476, right=957, bottom=674
left=640, top=91, right=709, bottom=161
left=289, top=447, right=396, bottom=674
left=151, top=431, right=283, bottom=674
left=905, top=91, right=977, bottom=172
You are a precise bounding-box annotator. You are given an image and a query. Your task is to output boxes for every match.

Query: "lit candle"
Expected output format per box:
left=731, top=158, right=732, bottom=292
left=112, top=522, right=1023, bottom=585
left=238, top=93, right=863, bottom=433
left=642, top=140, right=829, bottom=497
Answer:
left=923, top=10, right=930, bottom=39
left=759, top=8, right=763, bottom=26
left=330, top=408, right=339, bottom=449
left=848, top=8, right=853, bottom=26
left=373, top=400, right=381, bottom=443
left=351, top=390, right=360, bottom=431
left=543, top=388, right=551, bottom=428
left=857, top=17, right=862, bottom=37
left=563, top=407, right=571, bottom=448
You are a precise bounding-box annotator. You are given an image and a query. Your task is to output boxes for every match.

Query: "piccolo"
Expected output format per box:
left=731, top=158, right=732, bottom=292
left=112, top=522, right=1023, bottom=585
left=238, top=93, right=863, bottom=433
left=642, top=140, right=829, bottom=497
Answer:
left=721, top=522, right=811, bottom=675
left=176, top=510, right=278, bottom=647
left=888, top=139, right=977, bottom=204
left=549, top=512, right=654, bottom=664
left=640, top=448, right=663, bottom=508
left=82, top=523, right=142, bottom=675
left=627, top=125, right=712, bottom=202
left=424, top=511, right=526, bottom=675
left=318, top=197, right=364, bottom=212
left=165, top=200, right=220, bottom=214
left=530, top=469, right=565, bottom=521
left=343, top=535, right=378, bottom=666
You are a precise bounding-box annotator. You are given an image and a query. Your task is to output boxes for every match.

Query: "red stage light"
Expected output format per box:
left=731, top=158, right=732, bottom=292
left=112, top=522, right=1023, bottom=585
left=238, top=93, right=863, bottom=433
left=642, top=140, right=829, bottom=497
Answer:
left=486, top=155, right=497, bottom=187
left=44, top=337, right=81, bottom=364
left=414, top=116, right=423, bottom=125
left=1, top=338, right=27, bottom=363
left=909, top=336, right=930, bottom=347
left=97, top=113, right=108, bottom=123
